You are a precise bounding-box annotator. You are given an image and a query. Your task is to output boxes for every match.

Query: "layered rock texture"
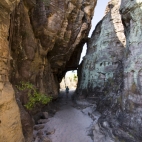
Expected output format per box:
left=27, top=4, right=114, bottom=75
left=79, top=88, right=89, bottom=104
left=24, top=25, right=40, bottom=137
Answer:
left=10, top=0, right=96, bottom=98
left=77, top=0, right=142, bottom=141
left=0, top=0, right=24, bottom=141
left=120, top=0, right=142, bottom=141
left=0, top=0, right=96, bottom=141
left=78, top=0, right=125, bottom=96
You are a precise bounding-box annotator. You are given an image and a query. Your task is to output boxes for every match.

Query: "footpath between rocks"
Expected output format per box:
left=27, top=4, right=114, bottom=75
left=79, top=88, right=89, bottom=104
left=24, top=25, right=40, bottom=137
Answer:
left=33, top=90, right=99, bottom=142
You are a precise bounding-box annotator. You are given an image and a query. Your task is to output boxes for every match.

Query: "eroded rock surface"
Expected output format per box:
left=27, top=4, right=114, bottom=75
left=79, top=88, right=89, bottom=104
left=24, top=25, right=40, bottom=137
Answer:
left=77, top=0, right=125, bottom=103
left=10, top=0, right=96, bottom=98
left=120, top=0, right=142, bottom=141
left=77, top=0, right=142, bottom=141
left=0, top=0, right=24, bottom=142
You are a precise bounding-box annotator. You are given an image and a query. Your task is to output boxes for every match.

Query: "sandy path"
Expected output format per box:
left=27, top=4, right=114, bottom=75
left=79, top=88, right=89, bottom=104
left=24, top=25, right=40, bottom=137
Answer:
left=44, top=91, right=93, bottom=142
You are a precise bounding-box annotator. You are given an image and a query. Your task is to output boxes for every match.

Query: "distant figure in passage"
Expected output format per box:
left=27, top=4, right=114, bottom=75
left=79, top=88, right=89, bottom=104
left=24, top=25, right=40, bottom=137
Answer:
left=66, top=86, right=69, bottom=98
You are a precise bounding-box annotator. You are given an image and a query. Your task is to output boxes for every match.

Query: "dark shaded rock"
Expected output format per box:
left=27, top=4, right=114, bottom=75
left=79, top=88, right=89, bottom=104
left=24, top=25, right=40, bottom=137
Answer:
left=33, top=112, right=46, bottom=124
left=34, top=137, right=40, bottom=142
left=43, top=112, right=48, bottom=119
left=113, top=129, right=135, bottom=142
left=46, top=128, right=55, bottom=135
left=17, top=100, right=33, bottom=142
left=34, top=135, right=51, bottom=142
left=37, top=130, right=44, bottom=138
left=41, top=136, right=52, bottom=142
left=38, top=119, right=49, bottom=124
left=34, top=124, right=44, bottom=131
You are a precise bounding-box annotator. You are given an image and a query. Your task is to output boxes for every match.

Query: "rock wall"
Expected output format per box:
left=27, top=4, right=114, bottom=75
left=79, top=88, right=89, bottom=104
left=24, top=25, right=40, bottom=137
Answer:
left=0, top=0, right=24, bottom=142
left=10, top=0, right=97, bottom=98
left=0, top=0, right=97, bottom=141
left=77, top=0, right=125, bottom=98
left=120, top=0, right=142, bottom=141
left=77, top=0, right=142, bottom=141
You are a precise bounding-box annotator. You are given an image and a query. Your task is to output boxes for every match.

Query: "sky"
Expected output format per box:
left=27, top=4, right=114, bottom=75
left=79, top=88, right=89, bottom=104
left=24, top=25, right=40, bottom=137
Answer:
left=79, top=0, right=110, bottom=63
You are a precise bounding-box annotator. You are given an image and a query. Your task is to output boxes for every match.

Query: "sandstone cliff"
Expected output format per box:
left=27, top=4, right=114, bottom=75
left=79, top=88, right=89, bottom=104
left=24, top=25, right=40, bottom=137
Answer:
left=0, top=0, right=24, bottom=142
left=77, top=0, right=142, bottom=142
left=0, top=0, right=96, bottom=141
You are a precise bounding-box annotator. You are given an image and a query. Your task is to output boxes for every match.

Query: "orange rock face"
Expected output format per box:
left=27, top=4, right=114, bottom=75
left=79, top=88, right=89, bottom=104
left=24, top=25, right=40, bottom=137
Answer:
left=0, top=0, right=24, bottom=142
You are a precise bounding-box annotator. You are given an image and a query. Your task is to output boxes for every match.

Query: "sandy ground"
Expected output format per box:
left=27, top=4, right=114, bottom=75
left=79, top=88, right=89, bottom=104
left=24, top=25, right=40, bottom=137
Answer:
left=44, top=91, right=93, bottom=142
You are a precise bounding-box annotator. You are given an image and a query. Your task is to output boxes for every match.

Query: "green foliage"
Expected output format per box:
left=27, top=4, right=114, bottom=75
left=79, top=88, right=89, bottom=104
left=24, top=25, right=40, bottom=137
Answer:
left=16, top=81, right=33, bottom=91
left=16, top=81, right=52, bottom=110
left=74, top=74, right=77, bottom=81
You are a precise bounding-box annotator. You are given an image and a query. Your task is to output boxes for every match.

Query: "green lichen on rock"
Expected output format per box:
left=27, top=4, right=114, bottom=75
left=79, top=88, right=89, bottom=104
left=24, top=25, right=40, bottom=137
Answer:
left=78, top=0, right=125, bottom=96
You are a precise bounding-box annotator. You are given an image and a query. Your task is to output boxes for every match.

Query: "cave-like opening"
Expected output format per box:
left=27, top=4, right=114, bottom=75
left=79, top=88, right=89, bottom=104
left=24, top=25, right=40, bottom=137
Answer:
left=60, top=70, right=78, bottom=91
left=59, top=0, right=110, bottom=93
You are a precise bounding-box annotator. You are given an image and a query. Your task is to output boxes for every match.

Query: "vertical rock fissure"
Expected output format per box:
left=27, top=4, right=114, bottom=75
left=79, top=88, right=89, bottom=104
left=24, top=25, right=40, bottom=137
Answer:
left=0, top=0, right=25, bottom=141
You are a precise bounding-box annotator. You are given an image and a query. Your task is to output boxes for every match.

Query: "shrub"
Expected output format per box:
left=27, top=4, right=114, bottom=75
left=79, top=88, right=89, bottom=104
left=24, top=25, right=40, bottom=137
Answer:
left=74, top=74, right=78, bottom=81
left=16, top=81, right=52, bottom=110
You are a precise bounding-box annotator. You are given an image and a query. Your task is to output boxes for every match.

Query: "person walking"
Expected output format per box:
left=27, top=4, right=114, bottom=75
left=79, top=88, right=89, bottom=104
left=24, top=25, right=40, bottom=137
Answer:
left=66, top=86, right=69, bottom=98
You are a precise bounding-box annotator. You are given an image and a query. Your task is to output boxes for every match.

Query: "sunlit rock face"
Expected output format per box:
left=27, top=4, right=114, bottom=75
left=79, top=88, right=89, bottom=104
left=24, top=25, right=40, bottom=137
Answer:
left=78, top=0, right=125, bottom=98
left=8, top=0, right=96, bottom=140
left=0, top=0, right=24, bottom=142
left=77, top=0, right=142, bottom=141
